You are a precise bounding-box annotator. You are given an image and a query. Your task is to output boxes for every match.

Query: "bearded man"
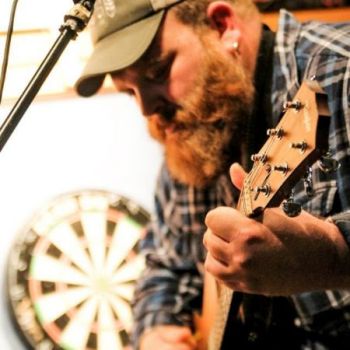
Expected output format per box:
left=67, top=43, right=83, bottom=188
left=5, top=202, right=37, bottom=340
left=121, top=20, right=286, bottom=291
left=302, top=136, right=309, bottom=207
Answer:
left=76, top=1, right=350, bottom=349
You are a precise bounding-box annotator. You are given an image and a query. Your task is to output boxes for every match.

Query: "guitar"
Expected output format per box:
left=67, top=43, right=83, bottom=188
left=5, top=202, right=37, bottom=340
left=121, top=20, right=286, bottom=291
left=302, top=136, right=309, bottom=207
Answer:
left=194, top=80, right=331, bottom=350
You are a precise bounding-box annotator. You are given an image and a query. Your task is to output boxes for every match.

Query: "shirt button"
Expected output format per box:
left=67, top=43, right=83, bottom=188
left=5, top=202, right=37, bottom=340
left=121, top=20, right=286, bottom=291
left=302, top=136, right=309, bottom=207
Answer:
left=247, top=331, right=259, bottom=343
left=294, top=317, right=302, bottom=327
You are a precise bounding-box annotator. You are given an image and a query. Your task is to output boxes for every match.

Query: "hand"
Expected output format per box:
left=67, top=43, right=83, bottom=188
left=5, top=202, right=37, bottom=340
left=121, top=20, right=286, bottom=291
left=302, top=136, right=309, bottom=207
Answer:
left=203, top=163, right=350, bottom=295
left=140, top=325, right=198, bottom=350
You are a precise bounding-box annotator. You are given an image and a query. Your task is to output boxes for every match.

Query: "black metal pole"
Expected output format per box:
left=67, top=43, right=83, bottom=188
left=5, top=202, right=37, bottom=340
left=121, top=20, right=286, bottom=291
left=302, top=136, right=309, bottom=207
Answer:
left=0, top=0, right=95, bottom=152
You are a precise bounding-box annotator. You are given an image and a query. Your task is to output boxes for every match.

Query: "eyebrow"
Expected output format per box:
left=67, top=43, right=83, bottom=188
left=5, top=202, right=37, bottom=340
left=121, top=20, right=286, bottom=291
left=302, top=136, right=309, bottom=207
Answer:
left=138, top=44, right=163, bottom=70
left=149, top=51, right=174, bottom=69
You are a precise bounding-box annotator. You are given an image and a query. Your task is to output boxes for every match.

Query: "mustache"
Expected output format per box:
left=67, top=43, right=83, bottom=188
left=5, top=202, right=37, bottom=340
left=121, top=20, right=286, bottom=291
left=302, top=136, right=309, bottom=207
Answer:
left=155, top=102, right=178, bottom=122
left=151, top=102, right=230, bottom=133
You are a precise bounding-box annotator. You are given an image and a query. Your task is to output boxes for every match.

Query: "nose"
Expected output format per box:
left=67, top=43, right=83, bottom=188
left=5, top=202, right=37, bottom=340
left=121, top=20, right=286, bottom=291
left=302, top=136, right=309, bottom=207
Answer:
left=112, top=73, right=175, bottom=118
left=134, top=83, right=169, bottom=118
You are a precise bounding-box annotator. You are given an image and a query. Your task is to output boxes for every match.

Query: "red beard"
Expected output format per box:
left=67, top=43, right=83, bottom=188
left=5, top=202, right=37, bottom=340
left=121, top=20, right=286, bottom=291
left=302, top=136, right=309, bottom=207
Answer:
left=147, top=41, right=254, bottom=188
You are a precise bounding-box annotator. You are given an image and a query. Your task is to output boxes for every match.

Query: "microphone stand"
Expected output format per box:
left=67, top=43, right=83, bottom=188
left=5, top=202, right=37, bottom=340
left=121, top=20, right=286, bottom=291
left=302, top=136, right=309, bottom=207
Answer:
left=0, top=0, right=95, bottom=152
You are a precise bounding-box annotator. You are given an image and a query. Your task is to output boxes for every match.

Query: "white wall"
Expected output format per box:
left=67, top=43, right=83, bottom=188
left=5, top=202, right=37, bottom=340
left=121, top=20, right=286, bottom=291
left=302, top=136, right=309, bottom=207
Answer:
left=0, top=93, right=162, bottom=349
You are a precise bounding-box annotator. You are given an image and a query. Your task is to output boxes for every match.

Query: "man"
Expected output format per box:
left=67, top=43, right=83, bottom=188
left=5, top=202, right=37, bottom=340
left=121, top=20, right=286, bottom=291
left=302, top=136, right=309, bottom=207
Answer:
left=255, top=0, right=349, bottom=11
left=75, top=0, right=350, bottom=349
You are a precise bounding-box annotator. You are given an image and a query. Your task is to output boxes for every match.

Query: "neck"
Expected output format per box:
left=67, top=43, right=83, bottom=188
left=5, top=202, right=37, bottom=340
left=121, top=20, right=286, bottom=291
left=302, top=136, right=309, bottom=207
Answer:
left=240, top=13, right=263, bottom=77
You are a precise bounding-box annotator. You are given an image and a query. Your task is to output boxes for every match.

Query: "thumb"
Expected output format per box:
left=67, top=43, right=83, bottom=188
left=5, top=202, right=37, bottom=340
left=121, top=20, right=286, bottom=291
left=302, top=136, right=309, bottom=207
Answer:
left=161, top=326, right=193, bottom=342
left=229, top=162, right=247, bottom=190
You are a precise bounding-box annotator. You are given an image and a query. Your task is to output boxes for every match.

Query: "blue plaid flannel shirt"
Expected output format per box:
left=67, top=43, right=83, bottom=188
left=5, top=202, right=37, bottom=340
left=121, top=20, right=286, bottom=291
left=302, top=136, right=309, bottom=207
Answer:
left=132, top=10, right=350, bottom=348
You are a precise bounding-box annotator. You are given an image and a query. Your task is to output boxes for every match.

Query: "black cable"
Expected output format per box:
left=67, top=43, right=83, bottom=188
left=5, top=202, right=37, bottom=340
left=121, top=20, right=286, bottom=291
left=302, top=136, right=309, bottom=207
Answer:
left=0, top=0, right=19, bottom=105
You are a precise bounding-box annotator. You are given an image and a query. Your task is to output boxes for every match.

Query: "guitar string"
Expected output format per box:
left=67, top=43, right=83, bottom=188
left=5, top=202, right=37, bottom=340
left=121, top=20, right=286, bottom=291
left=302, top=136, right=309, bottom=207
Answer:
left=243, top=110, right=292, bottom=215
left=208, top=127, right=282, bottom=349
left=210, top=113, right=292, bottom=349
left=213, top=87, right=320, bottom=349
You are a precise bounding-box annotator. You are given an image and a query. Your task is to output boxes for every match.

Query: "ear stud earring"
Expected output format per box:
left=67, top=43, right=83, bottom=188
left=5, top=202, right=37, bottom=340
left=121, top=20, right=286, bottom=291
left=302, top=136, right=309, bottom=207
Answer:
left=232, top=41, right=239, bottom=50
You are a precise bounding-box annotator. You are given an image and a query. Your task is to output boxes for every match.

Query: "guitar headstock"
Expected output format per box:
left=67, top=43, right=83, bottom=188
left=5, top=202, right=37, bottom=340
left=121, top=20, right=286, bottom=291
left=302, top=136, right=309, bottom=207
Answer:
left=238, top=80, right=331, bottom=217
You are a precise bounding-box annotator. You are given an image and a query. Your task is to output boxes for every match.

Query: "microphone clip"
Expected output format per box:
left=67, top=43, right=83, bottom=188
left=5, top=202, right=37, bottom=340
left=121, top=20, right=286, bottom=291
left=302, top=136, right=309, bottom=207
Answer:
left=62, top=0, right=96, bottom=34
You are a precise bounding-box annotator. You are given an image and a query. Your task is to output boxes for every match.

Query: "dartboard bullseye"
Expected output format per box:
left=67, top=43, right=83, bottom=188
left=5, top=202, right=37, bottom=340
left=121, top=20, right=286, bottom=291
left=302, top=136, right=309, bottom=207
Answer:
left=7, top=190, right=150, bottom=350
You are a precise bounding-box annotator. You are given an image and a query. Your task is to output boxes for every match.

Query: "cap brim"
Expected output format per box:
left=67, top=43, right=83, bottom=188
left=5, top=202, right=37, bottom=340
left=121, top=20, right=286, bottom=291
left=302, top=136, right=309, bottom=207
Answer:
left=75, top=10, right=165, bottom=97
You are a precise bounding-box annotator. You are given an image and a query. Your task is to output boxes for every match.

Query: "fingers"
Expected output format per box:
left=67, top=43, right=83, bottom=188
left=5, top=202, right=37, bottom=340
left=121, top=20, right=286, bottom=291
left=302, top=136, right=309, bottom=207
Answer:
left=203, top=229, right=231, bottom=265
left=205, top=206, right=239, bottom=242
left=204, top=205, right=265, bottom=293
left=140, top=326, right=197, bottom=350
left=204, top=249, right=231, bottom=277
left=204, top=207, right=246, bottom=267
left=204, top=250, right=248, bottom=292
left=161, top=326, right=194, bottom=343
left=229, top=162, right=246, bottom=191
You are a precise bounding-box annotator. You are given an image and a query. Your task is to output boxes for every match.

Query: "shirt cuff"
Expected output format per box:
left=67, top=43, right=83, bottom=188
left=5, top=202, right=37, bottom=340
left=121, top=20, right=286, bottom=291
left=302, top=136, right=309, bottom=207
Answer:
left=132, top=311, right=192, bottom=349
left=327, top=211, right=350, bottom=247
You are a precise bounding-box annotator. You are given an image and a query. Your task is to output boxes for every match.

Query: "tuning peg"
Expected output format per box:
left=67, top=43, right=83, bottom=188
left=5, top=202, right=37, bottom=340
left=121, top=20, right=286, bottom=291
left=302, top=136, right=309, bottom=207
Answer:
left=282, top=199, right=302, bottom=217
left=267, top=128, right=284, bottom=138
left=282, top=192, right=301, bottom=217
left=290, top=141, right=307, bottom=153
left=273, top=163, right=289, bottom=175
left=318, top=151, right=340, bottom=173
left=283, top=100, right=303, bottom=111
left=303, top=167, right=314, bottom=198
left=251, top=153, right=267, bottom=163
left=254, top=184, right=271, bottom=197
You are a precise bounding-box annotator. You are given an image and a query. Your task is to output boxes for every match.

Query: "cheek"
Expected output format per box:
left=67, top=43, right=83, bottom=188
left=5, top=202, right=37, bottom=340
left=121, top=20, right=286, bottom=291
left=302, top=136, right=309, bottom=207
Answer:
left=167, top=53, right=202, bottom=101
left=147, top=118, right=165, bottom=143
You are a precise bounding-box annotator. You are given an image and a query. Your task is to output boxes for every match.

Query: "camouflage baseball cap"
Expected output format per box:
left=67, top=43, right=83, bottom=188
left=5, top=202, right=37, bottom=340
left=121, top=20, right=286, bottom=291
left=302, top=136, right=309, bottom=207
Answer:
left=75, top=0, right=184, bottom=97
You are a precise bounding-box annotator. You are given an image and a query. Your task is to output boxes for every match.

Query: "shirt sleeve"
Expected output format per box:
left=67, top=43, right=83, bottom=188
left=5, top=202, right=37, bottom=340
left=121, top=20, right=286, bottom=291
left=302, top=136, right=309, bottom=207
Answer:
left=303, top=25, right=350, bottom=248
left=131, top=164, right=206, bottom=349
left=323, top=40, right=350, bottom=248
left=328, top=211, right=350, bottom=247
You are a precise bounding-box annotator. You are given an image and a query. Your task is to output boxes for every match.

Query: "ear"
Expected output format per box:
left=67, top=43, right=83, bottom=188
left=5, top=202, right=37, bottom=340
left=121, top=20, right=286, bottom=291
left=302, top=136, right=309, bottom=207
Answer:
left=206, top=1, right=241, bottom=53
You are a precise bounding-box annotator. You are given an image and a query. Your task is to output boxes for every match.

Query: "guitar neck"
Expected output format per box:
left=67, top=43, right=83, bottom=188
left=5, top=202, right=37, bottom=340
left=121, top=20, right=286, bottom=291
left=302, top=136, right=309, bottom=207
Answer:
left=200, top=80, right=330, bottom=350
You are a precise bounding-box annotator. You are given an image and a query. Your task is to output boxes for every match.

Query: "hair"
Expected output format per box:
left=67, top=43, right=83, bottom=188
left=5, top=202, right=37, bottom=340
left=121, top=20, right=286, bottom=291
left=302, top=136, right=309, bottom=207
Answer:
left=171, top=0, right=259, bottom=28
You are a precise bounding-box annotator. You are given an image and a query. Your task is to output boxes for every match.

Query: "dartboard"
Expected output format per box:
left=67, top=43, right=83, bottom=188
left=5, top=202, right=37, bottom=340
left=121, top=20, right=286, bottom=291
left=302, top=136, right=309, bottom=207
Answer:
left=6, top=190, right=150, bottom=350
